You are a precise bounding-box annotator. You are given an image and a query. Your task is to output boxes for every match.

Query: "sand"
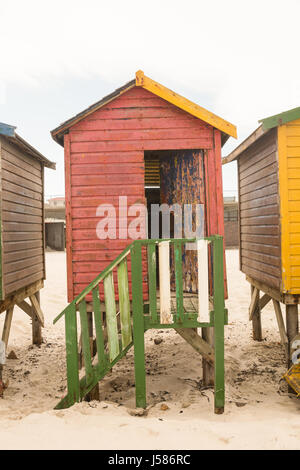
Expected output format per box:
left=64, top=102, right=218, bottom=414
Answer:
left=0, top=249, right=299, bottom=450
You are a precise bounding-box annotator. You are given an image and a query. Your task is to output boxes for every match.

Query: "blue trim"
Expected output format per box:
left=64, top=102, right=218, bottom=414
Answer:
left=0, top=122, right=16, bottom=137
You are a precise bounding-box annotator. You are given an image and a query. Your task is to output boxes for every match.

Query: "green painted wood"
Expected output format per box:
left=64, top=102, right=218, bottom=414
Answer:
left=174, top=241, right=184, bottom=322
left=131, top=243, right=147, bottom=409
left=55, top=340, right=134, bottom=409
left=78, top=300, right=94, bottom=386
left=55, top=236, right=226, bottom=414
left=259, top=106, right=300, bottom=130
left=104, top=272, right=120, bottom=361
left=53, top=244, right=134, bottom=325
left=92, top=287, right=107, bottom=372
left=213, top=236, right=225, bottom=414
left=147, top=243, right=158, bottom=323
left=143, top=318, right=212, bottom=329
left=117, top=258, right=132, bottom=348
left=64, top=302, right=80, bottom=407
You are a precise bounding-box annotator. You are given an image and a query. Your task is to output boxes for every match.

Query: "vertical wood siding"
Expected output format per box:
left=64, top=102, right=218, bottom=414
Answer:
left=278, top=119, right=300, bottom=293
left=238, top=129, right=281, bottom=289
left=67, top=86, right=225, bottom=301
left=0, top=137, right=45, bottom=296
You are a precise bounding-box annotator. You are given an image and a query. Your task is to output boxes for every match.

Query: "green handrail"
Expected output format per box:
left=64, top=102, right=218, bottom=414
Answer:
left=54, top=236, right=226, bottom=413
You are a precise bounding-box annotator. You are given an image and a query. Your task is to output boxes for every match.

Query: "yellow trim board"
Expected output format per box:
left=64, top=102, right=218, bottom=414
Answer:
left=136, top=70, right=237, bottom=139
left=278, top=125, right=290, bottom=292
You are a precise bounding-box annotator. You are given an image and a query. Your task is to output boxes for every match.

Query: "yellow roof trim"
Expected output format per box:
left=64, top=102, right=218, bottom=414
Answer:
left=135, top=70, right=237, bottom=139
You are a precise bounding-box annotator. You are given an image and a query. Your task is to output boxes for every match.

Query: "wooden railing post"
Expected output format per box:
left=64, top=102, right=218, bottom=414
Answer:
left=213, top=236, right=225, bottom=414
left=65, top=302, right=80, bottom=406
left=131, top=241, right=146, bottom=409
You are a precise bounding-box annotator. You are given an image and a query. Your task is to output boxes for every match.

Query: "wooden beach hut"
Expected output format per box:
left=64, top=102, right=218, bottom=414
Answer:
left=223, top=107, right=300, bottom=364
left=51, top=71, right=237, bottom=411
left=0, top=122, right=55, bottom=349
left=51, top=70, right=237, bottom=303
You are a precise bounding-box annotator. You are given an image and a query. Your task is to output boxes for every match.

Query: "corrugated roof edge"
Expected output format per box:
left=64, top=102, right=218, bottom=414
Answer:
left=0, top=122, right=55, bottom=169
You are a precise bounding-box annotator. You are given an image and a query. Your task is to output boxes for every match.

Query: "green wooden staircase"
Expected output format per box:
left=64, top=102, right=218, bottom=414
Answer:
left=53, top=236, right=226, bottom=414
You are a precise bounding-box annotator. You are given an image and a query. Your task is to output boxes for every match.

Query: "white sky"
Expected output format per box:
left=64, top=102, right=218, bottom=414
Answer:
left=1, top=0, right=300, bottom=199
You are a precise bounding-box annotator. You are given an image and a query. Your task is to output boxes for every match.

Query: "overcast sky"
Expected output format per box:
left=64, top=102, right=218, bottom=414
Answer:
left=1, top=0, right=300, bottom=199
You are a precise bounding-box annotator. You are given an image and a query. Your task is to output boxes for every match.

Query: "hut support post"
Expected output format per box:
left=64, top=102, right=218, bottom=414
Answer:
left=2, top=306, right=14, bottom=348
left=286, top=304, right=299, bottom=368
left=250, top=285, right=262, bottom=341
left=31, top=292, right=43, bottom=346
left=202, top=327, right=214, bottom=386
left=84, top=312, right=100, bottom=402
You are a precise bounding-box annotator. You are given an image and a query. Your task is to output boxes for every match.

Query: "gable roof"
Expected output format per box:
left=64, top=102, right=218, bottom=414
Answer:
left=223, top=105, right=300, bottom=164
left=259, top=106, right=300, bottom=131
left=0, top=122, right=55, bottom=169
left=51, top=70, right=237, bottom=146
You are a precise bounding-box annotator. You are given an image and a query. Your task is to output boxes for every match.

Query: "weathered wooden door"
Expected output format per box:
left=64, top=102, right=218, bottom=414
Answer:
left=160, top=149, right=205, bottom=292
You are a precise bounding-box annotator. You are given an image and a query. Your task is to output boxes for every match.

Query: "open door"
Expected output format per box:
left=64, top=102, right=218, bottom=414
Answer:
left=160, top=149, right=205, bottom=293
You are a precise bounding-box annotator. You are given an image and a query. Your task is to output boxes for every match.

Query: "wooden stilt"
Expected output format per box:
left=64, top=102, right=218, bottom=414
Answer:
left=286, top=304, right=299, bottom=368
left=251, top=285, right=262, bottom=341
left=85, top=312, right=100, bottom=402
left=32, top=292, right=43, bottom=346
left=176, top=328, right=214, bottom=364
left=202, top=326, right=214, bottom=386
left=2, top=306, right=14, bottom=348
left=272, top=300, right=288, bottom=355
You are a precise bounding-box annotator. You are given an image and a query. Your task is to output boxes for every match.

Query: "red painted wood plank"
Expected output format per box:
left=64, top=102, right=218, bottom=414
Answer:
left=71, top=185, right=145, bottom=197
left=71, top=152, right=144, bottom=164
left=64, top=134, right=74, bottom=302
left=71, top=163, right=144, bottom=175
left=72, top=217, right=144, bottom=229
left=72, top=116, right=208, bottom=132
left=72, top=249, right=147, bottom=262
left=71, top=196, right=145, bottom=208
left=70, top=128, right=212, bottom=142
left=101, top=97, right=171, bottom=108
left=73, top=260, right=146, bottom=273
left=72, top=174, right=143, bottom=186
left=80, top=106, right=194, bottom=121
left=72, top=227, right=146, bottom=241
left=117, top=87, right=154, bottom=99
left=71, top=138, right=212, bottom=153
left=72, top=207, right=146, bottom=219
left=72, top=239, right=139, bottom=251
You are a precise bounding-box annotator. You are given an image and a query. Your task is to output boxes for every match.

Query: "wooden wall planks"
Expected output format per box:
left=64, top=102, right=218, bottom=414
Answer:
left=0, top=138, right=45, bottom=297
left=66, top=86, right=225, bottom=300
left=238, top=129, right=281, bottom=289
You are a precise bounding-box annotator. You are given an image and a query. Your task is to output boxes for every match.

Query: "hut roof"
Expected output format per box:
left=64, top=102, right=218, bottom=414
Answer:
left=223, top=106, right=300, bottom=164
left=0, top=122, right=55, bottom=169
left=51, top=70, right=237, bottom=146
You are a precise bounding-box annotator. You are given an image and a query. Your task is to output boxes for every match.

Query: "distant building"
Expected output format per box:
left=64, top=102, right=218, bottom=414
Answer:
left=224, top=197, right=238, bottom=247
left=45, top=197, right=65, bottom=220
